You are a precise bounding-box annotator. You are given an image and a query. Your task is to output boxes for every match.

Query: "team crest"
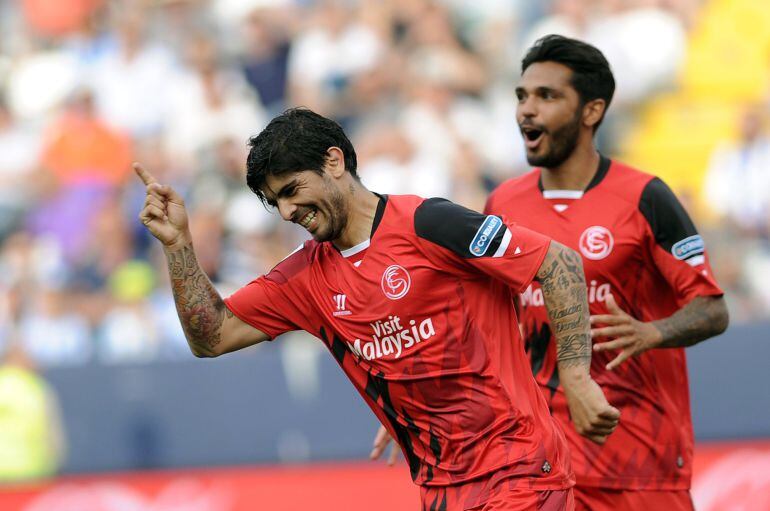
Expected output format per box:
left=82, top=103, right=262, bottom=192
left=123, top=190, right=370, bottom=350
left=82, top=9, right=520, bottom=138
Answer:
left=381, top=265, right=411, bottom=300
left=579, top=226, right=614, bottom=260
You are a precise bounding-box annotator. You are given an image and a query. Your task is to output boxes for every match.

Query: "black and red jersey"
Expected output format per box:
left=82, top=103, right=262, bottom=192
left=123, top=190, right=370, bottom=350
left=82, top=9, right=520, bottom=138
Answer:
left=225, top=194, right=575, bottom=494
left=485, top=157, right=723, bottom=490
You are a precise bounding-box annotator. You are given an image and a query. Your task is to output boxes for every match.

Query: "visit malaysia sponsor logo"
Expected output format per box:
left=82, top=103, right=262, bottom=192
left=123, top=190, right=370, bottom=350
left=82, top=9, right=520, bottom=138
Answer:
left=520, top=280, right=612, bottom=307
left=348, top=315, right=436, bottom=361
left=381, top=265, right=411, bottom=300
left=469, top=215, right=503, bottom=257
left=579, top=225, right=614, bottom=260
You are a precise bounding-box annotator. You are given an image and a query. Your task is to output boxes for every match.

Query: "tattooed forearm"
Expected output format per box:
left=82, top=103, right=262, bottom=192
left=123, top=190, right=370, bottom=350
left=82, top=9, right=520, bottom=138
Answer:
left=537, top=242, right=592, bottom=370
left=166, top=243, right=229, bottom=357
left=652, top=296, right=729, bottom=348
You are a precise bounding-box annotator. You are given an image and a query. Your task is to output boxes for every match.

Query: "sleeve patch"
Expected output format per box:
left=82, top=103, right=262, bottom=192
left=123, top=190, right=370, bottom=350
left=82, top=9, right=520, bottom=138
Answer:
left=470, top=216, right=504, bottom=256
left=672, top=235, right=705, bottom=261
left=414, top=198, right=509, bottom=258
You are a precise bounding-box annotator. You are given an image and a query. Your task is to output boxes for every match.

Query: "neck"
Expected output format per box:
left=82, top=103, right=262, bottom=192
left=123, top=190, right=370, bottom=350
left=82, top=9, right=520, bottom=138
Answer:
left=540, top=139, right=600, bottom=191
left=332, top=182, right=380, bottom=251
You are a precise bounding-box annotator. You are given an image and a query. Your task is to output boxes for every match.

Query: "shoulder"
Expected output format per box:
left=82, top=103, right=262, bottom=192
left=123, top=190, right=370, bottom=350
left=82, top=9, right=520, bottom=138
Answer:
left=487, top=169, right=540, bottom=211
left=414, top=198, right=508, bottom=258
left=603, top=160, right=657, bottom=197
left=265, top=240, right=320, bottom=284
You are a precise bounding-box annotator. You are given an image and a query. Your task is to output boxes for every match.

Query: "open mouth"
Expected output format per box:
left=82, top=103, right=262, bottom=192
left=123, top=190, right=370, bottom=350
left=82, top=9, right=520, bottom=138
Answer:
left=299, top=208, right=317, bottom=229
left=521, top=126, right=545, bottom=148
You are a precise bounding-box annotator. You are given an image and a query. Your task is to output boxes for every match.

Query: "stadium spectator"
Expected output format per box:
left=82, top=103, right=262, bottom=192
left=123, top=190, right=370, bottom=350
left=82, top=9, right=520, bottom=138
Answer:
left=0, top=0, right=763, bottom=367
left=0, top=94, right=41, bottom=240
left=703, top=106, right=770, bottom=236
left=0, top=341, right=66, bottom=482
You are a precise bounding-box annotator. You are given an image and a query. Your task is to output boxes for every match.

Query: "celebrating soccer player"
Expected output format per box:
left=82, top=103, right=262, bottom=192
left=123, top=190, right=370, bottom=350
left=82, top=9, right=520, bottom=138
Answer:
left=136, top=107, right=619, bottom=510
left=484, top=35, right=728, bottom=510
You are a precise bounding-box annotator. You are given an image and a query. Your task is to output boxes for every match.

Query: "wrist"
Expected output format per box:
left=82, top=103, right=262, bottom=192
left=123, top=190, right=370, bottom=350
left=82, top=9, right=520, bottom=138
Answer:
left=162, top=233, right=193, bottom=253
left=558, top=364, right=592, bottom=386
left=644, top=321, right=665, bottom=349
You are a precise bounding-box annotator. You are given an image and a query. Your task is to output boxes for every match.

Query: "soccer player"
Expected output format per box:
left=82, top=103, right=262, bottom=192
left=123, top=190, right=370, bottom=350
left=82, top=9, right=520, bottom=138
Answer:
left=485, top=35, right=729, bottom=510
left=136, top=108, right=619, bottom=510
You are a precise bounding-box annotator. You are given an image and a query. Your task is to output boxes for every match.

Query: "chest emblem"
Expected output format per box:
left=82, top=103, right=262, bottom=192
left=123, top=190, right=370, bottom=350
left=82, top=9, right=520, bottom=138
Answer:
left=579, top=226, right=614, bottom=260
left=381, top=265, right=411, bottom=300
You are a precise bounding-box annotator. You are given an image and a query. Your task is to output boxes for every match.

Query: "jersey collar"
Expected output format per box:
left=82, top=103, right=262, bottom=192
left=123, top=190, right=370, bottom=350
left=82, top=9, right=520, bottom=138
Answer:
left=537, top=154, right=612, bottom=194
left=370, top=193, right=388, bottom=237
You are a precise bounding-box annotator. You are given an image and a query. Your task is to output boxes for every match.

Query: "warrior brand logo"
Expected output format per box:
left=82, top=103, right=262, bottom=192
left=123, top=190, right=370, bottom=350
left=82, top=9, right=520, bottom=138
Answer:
left=521, top=280, right=612, bottom=307
left=579, top=226, right=614, bottom=260
left=470, top=216, right=503, bottom=256
left=672, top=235, right=704, bottom=260
left=381, top=265, right=411, bottom=300
left=332, top=294, right=351, bottom=317
left=347, top=315, right=436, bottom=361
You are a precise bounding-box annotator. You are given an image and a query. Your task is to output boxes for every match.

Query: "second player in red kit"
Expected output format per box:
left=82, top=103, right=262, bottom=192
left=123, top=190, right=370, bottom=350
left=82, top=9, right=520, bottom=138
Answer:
left=135, top=108, right=620, bottom=510
left=485, top=36, right=729, bottom=510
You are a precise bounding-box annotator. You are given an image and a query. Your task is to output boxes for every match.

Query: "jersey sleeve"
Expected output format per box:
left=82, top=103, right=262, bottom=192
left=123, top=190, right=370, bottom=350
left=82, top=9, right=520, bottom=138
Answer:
left=414, top=198, right=551, bottom=293
left=223, top=248, right=310, bottom=340
left=638, top=177, right=723, bottom=304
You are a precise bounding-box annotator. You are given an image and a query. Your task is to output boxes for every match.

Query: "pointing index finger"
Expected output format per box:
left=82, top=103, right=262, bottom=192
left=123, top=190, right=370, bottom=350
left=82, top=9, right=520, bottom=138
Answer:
left=133, top=162, right=157, bottom=186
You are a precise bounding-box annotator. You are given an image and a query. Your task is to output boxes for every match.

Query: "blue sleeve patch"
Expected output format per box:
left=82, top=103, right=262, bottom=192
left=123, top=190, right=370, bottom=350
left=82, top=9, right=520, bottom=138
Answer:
left=672, top=235, right=705, bottom=260
left=469, top=216, right=503, bottom=257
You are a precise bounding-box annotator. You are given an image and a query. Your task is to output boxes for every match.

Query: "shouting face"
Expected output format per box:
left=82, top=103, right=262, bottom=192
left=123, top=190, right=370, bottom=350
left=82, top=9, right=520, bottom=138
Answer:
left=516, top=61, right=584, bottom=168
left=263, top=169, right=349, bottom=243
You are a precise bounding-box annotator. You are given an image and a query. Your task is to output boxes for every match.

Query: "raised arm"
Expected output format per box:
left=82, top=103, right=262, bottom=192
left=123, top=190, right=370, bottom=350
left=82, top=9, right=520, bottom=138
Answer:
left=134, top=163, right=268, bottom=357
left=536, top=240, right=620, bottom=444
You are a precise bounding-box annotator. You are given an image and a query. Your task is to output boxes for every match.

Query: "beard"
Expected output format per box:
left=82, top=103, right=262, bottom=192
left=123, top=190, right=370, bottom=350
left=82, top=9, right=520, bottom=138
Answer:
left=525, top=110, right=581, bottom=168
left=311, top=176, right=349, bottom=242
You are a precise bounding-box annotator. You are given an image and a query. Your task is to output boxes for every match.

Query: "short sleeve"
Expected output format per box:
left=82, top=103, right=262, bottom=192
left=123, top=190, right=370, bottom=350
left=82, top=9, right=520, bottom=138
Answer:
left=224, top=247, right=311, bottom=339
left=414, top=198, right=551, bottom=293
left=639, top=178, right=723, bottom=304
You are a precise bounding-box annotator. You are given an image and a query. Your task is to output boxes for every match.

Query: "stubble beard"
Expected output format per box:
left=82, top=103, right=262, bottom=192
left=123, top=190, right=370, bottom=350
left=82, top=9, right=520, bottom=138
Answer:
left=313, top=179, right=349, bottom=243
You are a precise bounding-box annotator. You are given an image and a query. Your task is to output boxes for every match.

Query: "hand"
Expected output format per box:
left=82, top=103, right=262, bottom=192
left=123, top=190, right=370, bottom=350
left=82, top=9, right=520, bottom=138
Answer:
left=369, top=425, right=400, bottom=466
left=134, top=163, right=191, bottom=250
left=561, top=373, right=620, bottom=445
left=591, top=294, right=662, bottom=370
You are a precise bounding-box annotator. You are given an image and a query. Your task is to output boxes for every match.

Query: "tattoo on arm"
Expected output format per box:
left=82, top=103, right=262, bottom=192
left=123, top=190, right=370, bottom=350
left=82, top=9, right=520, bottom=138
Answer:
left=167, top=243, right=228, bottom=357
left=537, top=244, right=592, bottom=369
left=653, top=296, right=729, bottom=348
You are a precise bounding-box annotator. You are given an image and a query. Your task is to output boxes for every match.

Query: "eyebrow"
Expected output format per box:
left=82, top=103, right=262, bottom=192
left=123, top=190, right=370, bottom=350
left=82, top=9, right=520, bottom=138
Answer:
left=516, top=86, right=561, bottom=95
left=265, top=178, right=299, bottom=206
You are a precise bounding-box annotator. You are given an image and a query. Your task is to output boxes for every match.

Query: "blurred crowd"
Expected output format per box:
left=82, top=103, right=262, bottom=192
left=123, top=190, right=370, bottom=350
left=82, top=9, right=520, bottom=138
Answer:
left=0, top=0, right=768, bottom=368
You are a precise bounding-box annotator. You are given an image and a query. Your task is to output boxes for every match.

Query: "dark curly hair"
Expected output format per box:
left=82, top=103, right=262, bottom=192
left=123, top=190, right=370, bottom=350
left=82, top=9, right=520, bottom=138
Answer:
left=246, top=108, right=358, bottom=204
left=522, top=35, right=615, bottom=129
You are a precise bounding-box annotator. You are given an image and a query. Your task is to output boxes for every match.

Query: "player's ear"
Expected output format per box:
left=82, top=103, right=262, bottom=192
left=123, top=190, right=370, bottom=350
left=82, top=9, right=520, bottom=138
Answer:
left=582, top=99, right=606, bottom=130
left=325, top=147, right=346, bottom=179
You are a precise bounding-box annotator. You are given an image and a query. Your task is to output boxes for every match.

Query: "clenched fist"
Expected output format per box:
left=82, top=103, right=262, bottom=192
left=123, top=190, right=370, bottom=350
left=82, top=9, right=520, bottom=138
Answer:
left=561, top=372, right=620, bottom=445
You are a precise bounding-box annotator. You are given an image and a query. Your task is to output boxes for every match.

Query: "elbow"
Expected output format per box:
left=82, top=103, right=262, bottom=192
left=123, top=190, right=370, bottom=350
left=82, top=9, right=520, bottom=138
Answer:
left=711, top=298, right=730, bottom=336
left=189, top=342, right=222, bottom=359
left=191, top=349, right=217, bottom=359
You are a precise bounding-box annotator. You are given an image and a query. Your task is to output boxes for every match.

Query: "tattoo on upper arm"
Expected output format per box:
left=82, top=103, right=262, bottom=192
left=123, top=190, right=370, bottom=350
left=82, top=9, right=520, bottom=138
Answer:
left=537, top=244, right=592, bottom=369
left=168, top=244, right=227, bottom=354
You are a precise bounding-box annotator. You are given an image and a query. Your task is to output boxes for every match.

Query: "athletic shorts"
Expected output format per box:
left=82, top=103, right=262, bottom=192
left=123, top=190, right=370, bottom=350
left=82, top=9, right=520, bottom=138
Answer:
left=421, top=476, right=574, bottom=511
left=574, top=486, right=694, bottom=511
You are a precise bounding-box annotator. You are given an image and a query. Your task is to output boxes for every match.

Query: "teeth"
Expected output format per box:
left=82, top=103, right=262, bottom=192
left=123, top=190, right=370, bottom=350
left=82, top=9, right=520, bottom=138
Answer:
left=300, top=210, right=316, bottom=227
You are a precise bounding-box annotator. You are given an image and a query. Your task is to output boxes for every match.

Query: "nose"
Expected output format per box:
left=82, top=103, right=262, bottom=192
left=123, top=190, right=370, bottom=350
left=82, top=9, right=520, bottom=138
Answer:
left=517, top=96, right=537, bottom=121
left=276, top=199, right=297, bottom=222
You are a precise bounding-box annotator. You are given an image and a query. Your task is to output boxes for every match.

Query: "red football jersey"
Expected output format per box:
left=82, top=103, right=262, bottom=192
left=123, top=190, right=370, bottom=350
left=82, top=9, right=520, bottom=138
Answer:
left=225, top=194, right=575, bottom=493
left=485, top=157, right=724, bottom=491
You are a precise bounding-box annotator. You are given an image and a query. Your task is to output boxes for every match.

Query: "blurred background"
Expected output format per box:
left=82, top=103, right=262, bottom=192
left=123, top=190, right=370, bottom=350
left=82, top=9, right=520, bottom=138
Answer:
left=0, top=0, right=768, bottom=509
